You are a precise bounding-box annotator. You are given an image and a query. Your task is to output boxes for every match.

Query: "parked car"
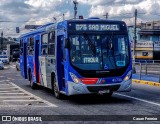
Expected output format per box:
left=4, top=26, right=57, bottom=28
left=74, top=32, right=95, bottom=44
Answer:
left=0, top=55, right=10, bottom=64
left=0, top=59, right=4, bottom=70
left=16, top=58, right=20, bottom=71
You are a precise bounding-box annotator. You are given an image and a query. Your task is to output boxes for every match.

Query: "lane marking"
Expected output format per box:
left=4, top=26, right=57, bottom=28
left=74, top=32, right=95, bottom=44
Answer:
left=9, top=82, right=57, bottom=107
left=0, top=84, right=11, bottom=86
left=0, top=79, right=57, bottom=107
left=0, top=105, right=54, bottom=108
left=0, top=80, right=10, bottom=82
left=3, top=100, right=41, bottom=102
left=0, top=93, right=26, bottom=95
left=0, top=87, right=17, bottom=90
left=115, top=93, right=160, bottom=107
left=0, top=91, right=21, bottom=93
left=0, top=96, right=33, bottom=98
left=0, top=83, right=13, bottom=85
left=132, top=79, right=160, bottom=87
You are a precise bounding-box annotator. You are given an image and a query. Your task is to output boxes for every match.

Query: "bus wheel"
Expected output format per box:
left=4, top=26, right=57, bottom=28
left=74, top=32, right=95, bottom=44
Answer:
left=29, top=73, right=37, bottom=89
left=16, top=66, right=19, bottom=71
left=53, top=78, right=62, bottom=99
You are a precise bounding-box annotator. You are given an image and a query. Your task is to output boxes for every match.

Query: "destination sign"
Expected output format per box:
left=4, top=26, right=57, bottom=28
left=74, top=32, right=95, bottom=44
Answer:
left=75, top=24, right=119, bottom=31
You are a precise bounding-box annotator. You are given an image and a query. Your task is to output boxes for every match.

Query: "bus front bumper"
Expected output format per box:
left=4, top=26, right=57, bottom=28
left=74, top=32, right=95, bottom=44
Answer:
left=67, top=79, right=132, bottom=95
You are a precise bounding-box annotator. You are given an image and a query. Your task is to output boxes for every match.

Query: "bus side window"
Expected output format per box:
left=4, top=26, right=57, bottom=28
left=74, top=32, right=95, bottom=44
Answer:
left=20, top=39, right=23, bottom=55
left=27, top=38, right=30, bottom=55
left=28, top=37, right=34, bottom=55
left=60, top=36, right=65, bottom=60
left=48, top=32, right=55, bottom=55
left=41, top=33, right=48, bottom=55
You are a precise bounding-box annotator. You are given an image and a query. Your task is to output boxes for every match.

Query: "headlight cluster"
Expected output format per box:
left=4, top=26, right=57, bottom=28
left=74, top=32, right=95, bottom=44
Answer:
left=123, top=71, right=132, bottom=81
left=69, top=72, right=81, bottom=84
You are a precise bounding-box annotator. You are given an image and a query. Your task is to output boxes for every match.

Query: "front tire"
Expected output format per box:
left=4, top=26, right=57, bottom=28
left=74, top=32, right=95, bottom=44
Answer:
left=29, top=72, right=37, bottom=89
left=53, top=77, right=62, bottom=99
left=16, top=66, right=19, bottom=71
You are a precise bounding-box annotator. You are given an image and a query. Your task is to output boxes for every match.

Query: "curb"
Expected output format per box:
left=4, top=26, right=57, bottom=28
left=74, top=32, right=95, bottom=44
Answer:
left=132, top=79, right=160, bottom=87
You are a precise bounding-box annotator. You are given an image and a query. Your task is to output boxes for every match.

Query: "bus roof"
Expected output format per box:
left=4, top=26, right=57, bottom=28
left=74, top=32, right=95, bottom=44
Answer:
left=66, top=19, right=125, bottom=23
left=20, top=19, right=126, bottom=39
left=20, top=23, right=54, bottom=38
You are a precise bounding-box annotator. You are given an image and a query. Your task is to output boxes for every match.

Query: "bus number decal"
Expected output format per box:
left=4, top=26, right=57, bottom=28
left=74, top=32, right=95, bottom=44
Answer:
left=116, top=61, right=125, bottom=66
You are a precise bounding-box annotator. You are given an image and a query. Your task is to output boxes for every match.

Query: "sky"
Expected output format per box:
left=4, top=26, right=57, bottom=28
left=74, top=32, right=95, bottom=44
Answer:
left=0, top=0, right=160, bottom=38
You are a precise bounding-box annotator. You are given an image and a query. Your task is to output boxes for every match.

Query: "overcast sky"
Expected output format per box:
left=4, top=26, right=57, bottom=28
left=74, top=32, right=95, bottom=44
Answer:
left=0, top=0, right=160, bottom=38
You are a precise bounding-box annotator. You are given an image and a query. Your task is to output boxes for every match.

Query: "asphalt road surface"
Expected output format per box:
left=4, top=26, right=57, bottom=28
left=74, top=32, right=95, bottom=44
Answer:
left=0, top=63, right=160, bottom=123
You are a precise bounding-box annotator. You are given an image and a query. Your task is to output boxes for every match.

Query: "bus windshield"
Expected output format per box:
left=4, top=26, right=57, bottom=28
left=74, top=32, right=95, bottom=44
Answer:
left=69, top=33, right=130, bottom=70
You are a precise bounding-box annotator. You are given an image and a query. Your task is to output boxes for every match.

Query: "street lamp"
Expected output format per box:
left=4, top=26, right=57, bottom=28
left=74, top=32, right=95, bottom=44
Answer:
left=73, top=0, right=78, bottom=19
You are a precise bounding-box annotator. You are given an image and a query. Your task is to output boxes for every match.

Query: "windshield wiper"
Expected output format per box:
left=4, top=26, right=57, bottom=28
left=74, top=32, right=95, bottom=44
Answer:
left=82, top=33, right=96, bottom=56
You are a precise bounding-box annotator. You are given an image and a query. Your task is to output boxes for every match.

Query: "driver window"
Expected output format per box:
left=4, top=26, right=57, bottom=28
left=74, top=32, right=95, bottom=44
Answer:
left=27, top=37, right=34, bottom=55
left=70, top=35, right=81, bottom=63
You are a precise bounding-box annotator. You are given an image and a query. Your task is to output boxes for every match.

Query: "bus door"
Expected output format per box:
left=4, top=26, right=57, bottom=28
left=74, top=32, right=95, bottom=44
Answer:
left=46, top=32, right=56, bottom=89
left=46, top=55, right=55, bottom=89
left=34, top=35, right=40, bottom=83
left=20, top=39, right=27, bottom=79
left=39, top=34, right=48, bottom=87
left=57, top=35, right=65, bottom=89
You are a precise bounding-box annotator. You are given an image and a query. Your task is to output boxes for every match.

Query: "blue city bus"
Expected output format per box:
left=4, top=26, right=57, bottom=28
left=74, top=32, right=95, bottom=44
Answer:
left=19, top=18, right=132, bottom=99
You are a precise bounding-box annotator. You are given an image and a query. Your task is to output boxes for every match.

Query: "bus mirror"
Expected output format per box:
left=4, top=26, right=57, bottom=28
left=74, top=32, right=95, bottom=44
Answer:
left=65, top=38, right=70, bottom=48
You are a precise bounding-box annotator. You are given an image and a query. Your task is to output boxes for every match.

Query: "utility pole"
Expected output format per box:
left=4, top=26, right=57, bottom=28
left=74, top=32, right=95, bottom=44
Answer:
left=53, top=17, right=57, bottom=23
left=63, top=13, right=65, bottom=21
left=73, top=0, right=78, bottom=19
left=133, top=9, right=137, bottom=62
left=103, top=13, right=108, bottom=19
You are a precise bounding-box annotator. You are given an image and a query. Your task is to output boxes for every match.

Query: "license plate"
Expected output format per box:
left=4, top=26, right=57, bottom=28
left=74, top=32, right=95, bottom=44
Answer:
left=99, top=90, right=110, bottom=94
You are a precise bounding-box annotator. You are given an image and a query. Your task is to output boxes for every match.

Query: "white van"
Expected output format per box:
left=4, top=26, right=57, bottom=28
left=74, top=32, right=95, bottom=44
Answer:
left=0, top=55, right=10, bottom=64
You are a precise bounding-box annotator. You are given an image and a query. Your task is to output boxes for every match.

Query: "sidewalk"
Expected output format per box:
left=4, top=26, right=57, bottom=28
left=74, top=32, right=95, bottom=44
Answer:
left=132, top=74, right=160, bottom=87
left=133, top=74, right=160, bottom=83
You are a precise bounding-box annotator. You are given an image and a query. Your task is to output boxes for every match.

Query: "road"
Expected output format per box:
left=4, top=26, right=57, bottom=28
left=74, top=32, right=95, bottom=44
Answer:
left=0, top=63, right=160, bottom=123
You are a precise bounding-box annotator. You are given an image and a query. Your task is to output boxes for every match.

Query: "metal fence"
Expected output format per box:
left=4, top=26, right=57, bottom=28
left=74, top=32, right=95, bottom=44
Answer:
left=132, top=61, right=160, bottom=83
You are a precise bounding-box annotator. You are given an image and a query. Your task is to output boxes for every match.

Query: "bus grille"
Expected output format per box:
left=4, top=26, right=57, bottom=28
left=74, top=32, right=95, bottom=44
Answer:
left=87, top=85, right=120, bottom=93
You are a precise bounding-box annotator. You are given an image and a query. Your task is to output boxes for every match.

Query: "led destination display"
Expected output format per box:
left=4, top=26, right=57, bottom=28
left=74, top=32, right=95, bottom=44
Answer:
left=75, top=24, right=120, bottom=31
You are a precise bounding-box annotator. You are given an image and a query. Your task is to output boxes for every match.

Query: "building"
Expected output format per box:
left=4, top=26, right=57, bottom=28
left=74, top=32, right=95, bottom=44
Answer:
left=0, top=37, right=18, bottom=51
left=129, top=21, right=160, bottom=60
left=139, top=21, right=160, bottom=60
left=139, top=21, right=160, bottom=42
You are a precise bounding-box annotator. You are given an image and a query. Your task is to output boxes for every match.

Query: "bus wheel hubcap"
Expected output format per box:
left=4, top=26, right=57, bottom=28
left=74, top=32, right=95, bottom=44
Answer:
left=54, top=83, right=58, bottom=95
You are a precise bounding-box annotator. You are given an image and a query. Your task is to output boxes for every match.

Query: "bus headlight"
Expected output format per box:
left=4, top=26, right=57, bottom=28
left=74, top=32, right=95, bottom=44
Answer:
left=69, top=72, right=81, bottom=84
left=123, top=71, right=132, bottom=81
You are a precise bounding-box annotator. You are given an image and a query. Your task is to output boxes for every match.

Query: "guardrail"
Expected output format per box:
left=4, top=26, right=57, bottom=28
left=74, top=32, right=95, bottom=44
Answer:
left=132, top=62, right=160, bottom=83
left=133, top=60, right=160, bottom=63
